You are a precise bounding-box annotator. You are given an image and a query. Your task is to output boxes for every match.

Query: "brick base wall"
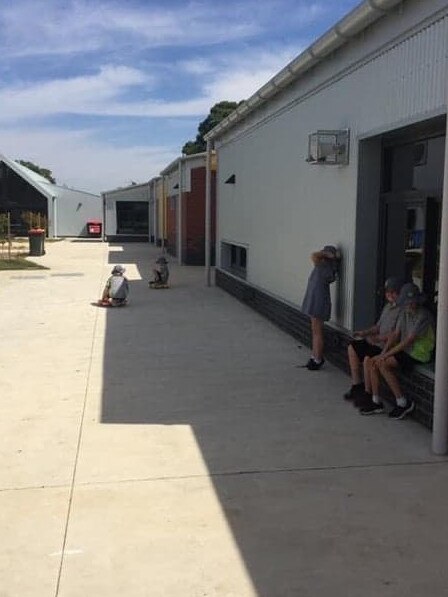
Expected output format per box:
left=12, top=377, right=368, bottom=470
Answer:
left=216, top=269, right=434, bottom=429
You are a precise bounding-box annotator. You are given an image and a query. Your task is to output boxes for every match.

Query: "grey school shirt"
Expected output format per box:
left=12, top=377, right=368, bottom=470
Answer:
left=376, top=303, right=401, bottom=339
left=106, top=275, right=129, bottom=299
left=395, top=307, right=434, bottom=355
left=301, top=260, right=337, bottom=321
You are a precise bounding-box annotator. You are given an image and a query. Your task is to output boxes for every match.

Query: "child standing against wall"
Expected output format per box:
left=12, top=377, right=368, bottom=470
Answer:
left=301, top=245, right=340, bottom=370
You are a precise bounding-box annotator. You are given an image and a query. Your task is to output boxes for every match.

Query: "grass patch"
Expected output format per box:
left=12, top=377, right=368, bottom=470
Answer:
left=0, top=258, right=48, bottom=270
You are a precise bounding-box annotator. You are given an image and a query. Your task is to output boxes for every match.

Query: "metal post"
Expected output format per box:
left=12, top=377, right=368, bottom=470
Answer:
left=432, top=111, right=448, bottom=454
left=178, top=160, right=183, bottom=265
left=153, top=180, right=157, bottom=244
left=161, top=176, right=166, bottom=253
left=205, top=140, right=212, bottom=286
left=148, top=181, right=152, bottom=243
left=52, top=196, right=58, bottom=239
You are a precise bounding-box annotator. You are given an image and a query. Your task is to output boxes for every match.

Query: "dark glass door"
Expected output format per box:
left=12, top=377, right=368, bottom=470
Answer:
left=116, top=201, right=148, bottom=235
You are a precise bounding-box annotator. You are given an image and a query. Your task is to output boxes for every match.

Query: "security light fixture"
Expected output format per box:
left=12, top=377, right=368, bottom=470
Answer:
left=173, top=183, right=179, bottom=189
left=225, top=174, right=236, bottom=184
left=307, top=130, right=350, bottom=165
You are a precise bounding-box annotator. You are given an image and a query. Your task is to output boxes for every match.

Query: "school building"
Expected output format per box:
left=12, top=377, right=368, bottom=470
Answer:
left=160, top=152, right=216, bottom=265
left=204, top=0, right=448, bottom=441
left=102, top=182, right=152, bottom=242
left=0, top=153, right=101, bottom=237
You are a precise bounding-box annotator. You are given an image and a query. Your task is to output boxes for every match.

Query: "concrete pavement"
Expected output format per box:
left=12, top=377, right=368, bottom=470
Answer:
left=1, top=239, right=448, bottom=596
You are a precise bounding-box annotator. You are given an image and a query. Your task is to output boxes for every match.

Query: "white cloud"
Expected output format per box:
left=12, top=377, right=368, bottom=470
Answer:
left=0, top=127, right=178, bottom=193
left=0, top=0, right=262, bottom=57
left=0, top=66, right=151, bottom=121
left=0, top=46, right=300, bottom=122
left=0, top=0, right=327, bottom=192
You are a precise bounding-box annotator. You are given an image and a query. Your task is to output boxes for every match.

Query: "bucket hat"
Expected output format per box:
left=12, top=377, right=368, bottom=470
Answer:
left=384, top=277, right=404, bottom=293
left=397, top=282, right=425, bottom=306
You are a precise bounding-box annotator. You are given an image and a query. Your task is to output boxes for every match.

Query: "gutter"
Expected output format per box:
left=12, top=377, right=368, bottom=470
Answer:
left=160, top=152, right=208, bottom=177
left=204, top=0, right=404, bottom=142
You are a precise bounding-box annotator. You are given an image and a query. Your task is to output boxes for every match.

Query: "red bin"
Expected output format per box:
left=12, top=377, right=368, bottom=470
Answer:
left=87, top=220, right=102, bottom=237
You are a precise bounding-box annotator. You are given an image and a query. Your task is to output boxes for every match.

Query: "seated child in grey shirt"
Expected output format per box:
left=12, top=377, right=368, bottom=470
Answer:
left=344, top=277, right=403, bottom=404
left=360, top=282, right=435, bottom=420
left=101, top=265, right=129, bottom=306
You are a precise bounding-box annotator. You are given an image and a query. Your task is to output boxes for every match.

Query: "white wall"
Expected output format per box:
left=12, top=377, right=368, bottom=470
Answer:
left=216, top=0, right=448, bottom=329
left=55, top=188, right=101, bottom=237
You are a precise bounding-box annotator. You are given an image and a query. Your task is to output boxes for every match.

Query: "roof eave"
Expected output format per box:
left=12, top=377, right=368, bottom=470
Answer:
left=204, top=0, right=405, bottom=142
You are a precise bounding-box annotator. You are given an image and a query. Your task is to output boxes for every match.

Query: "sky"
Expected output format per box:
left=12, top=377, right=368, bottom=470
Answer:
left=0, top=0, right=361, bottom=194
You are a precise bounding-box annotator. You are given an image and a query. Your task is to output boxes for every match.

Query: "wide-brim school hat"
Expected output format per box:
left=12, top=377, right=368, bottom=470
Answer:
left=397, top=282, right=425, bottom=306
left=111, top=265, right=125, bottom=274
left=384, top=277, right=404, bottom=293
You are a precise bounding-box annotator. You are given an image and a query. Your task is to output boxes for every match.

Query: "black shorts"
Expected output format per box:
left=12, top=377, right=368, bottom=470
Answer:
left=393, top=351, right=418, bottom=372
left=350, top=339, right=382, bottom=361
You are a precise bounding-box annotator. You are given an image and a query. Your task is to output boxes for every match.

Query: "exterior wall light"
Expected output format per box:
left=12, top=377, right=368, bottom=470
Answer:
left=225, top=174, right=236, bottom=184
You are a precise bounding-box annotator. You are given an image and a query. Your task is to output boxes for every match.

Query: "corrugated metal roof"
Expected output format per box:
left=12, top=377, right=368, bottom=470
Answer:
left=204, top=0, right=405, bottom=142
left=0, top=153, right=99, bottom=200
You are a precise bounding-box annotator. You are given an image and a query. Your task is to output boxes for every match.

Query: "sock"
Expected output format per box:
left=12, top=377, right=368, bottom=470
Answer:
left=396, top=396, right=407, bottom=407
left=372, top=394, right=381, bottom=405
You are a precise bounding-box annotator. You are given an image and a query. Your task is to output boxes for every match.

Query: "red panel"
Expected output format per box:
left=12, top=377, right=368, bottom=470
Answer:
left=183, top=167, right=216, bottom=265
left=166, top=195, right=177, bottom=257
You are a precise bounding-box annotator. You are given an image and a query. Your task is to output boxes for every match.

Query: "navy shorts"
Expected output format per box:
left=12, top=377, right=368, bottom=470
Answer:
left=350, top=339, right=382, bottom=361
left=393, top=351, right=418, bottom=372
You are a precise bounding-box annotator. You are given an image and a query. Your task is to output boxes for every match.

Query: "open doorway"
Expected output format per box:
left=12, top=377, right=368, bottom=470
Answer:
left=380, top=192, right=440, bottom=312
left=378, top=121, right=445, bottom=317
left=116, top=201, right=149, bottom=236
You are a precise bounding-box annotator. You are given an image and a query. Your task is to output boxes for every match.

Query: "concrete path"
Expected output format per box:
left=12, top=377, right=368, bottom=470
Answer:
left=1, top=239, right=448, bottom=597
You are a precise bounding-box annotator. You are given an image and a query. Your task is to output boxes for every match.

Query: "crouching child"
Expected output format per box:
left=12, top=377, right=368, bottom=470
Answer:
left=100, top=265, right=129, bottom=306
left=149, top=256, right=169, bottom=288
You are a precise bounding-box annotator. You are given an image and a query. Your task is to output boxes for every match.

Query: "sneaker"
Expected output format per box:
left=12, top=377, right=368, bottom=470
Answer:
left=388, top=401, right=415, bottom=420
left=360, top=399, right=385, bottom=415
left=306, top=358, right=325, bottom=371
left=354, top=390, right=372, bottom=409
left=343, top=384, right=364, bottom=401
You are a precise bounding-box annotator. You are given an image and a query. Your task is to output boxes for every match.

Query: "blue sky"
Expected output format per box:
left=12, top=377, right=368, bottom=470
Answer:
left=0, top=0, right=361, bottom=193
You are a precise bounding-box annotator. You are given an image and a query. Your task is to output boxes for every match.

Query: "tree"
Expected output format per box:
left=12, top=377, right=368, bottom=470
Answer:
left=16, top=160, right=56, bottom=184
left=182, top=101, right=243, bottom=155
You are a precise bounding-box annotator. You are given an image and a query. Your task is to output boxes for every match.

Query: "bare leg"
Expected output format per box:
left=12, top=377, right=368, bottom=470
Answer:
left=363, top=357, right=373, bottom=393
left=311, top=318, right=324, bottom=361
left=348, top=344, right=362, bottom=384
left=370, top=359, right=381, bottom=397
left=377, top=358, right=401, bottom=399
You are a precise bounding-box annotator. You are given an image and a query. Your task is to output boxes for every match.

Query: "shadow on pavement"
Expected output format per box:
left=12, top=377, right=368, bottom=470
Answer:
left=101, top=242, right=323, bottom=595
left=99, top=242, right=443, bottom=596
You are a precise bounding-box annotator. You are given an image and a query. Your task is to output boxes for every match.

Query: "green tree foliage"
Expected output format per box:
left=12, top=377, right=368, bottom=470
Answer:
left=16, top=160, right=56, bottom=184
left=182, top=101, right=243, bottom=155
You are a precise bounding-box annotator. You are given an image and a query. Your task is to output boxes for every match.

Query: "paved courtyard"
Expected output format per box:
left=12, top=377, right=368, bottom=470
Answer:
left=1, top=239, right=448, bottom=596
